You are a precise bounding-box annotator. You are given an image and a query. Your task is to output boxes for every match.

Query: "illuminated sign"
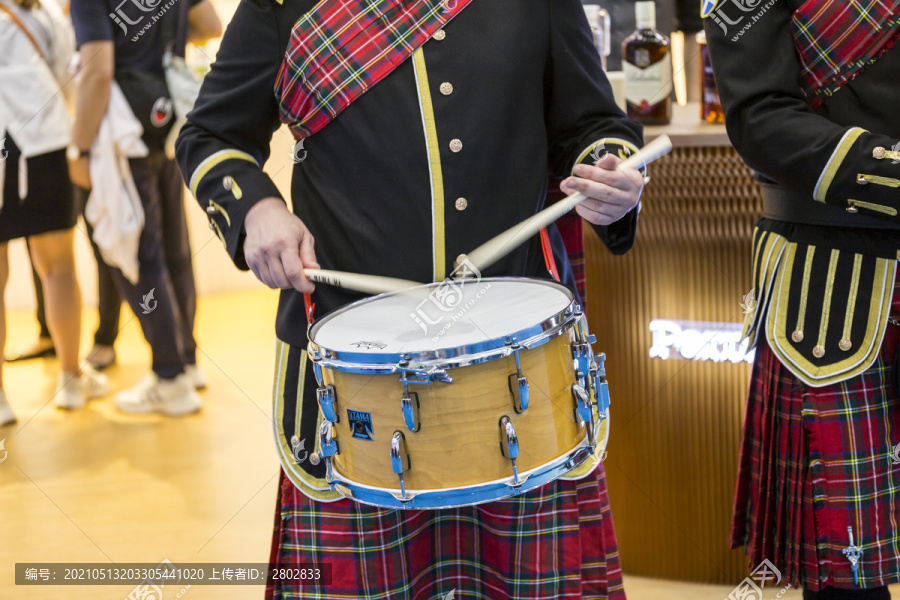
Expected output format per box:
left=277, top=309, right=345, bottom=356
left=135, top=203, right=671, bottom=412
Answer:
left=649, top=319, right=754, bottom=364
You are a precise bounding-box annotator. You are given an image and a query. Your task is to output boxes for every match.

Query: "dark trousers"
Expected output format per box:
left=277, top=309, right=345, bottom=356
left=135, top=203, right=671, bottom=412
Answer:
left=77, top=153, right=197, bottom=378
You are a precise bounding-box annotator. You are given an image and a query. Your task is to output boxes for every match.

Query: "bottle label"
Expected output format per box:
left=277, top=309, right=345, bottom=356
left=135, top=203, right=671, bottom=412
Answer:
left=623, top=57, right=672, bottom=109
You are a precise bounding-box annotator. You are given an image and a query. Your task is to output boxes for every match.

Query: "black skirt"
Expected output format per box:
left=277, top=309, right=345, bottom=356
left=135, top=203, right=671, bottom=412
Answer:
left=0, top=136, right=77, bottom=243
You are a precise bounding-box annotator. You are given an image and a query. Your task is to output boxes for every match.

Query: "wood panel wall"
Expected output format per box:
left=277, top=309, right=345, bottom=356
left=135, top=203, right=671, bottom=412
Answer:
left=584, top=146, right=763, bottom=583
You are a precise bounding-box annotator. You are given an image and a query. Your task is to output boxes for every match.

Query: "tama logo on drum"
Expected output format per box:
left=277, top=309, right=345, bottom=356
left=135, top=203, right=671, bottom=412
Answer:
left=347, top=410, right=374, bottom=441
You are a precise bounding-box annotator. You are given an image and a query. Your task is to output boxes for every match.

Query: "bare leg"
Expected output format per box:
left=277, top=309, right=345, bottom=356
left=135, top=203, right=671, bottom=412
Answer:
left=28, top=229, right=81, bottom=375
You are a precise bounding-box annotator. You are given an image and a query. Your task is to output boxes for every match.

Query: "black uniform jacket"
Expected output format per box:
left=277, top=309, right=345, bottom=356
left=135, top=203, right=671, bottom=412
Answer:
left=176, top=0, right=644, bottom=350
left=704, top=0, right=900, bottom=386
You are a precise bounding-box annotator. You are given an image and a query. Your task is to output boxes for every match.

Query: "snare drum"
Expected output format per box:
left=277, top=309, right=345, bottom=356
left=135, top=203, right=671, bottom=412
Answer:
left=306, top=277, right=610, bottom=509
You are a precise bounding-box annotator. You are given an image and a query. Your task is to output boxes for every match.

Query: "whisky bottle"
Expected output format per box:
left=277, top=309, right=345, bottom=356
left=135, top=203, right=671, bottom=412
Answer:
left=622, top=1, right=672, bottom=125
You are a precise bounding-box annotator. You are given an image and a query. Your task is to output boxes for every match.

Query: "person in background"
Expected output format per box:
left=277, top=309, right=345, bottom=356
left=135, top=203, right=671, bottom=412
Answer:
left=0, top=0, right=108, bottom=425
left=704, top=0, right=900, bottom=597
left=68, top=0, right=221, bottom=415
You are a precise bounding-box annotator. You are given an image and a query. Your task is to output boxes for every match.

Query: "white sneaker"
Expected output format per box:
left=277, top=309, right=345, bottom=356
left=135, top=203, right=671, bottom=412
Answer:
left=55, top=367, right=109, bottom=409
left=115, top=373, right=202, bottom=416
left=0, top=389, right=16, bottom=425
left=184, top=364, right=207, bottom=390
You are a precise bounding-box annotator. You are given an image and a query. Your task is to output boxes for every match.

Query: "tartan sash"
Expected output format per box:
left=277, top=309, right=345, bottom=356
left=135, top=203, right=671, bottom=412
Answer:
left=275, top=0, right=472, bottom=140
left=791, top=0, right=900, bottom=106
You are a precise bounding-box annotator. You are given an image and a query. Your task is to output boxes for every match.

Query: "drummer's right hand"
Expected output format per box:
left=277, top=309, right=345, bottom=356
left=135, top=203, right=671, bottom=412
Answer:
left=243, top=197, right=320, bottom=293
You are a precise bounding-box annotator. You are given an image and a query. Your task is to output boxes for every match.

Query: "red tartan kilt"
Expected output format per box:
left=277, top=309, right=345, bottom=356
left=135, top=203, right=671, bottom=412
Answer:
left=732, top=281, right=900, bottom=591
left=265, top=464, right=626, bottom=600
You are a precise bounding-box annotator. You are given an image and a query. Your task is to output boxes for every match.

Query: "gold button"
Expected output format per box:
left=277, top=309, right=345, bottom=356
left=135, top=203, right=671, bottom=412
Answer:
left=440, top=82, right=453, bottom=96
left=857, top=176, right=868, bottom=185
left=839, top=339, right=852, bottom=351
left=222, top=176, right=233, bottom=191
left=290, top=435, right=300, bottom=447
left=791, top=330, right=804, bottom=343
left=874, top=146, right=887, bottom=159
left=449, top=139, right=463, bottom=152
left=455, top=197, right=467, bottom=211
left=455, top=253, right=467, bottom=268
left=206, top=204, right=216, bottom=216
left=847, top=206, right=859, bottom=213
left=208, top=221, right=215, bottom=231
left=433, top=29, right=446, bottom=41
left=812, top=345, right=825, bottom=358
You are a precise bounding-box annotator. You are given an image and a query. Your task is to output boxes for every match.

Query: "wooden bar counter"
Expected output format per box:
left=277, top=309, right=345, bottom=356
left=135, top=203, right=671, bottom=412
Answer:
left=584, top=102, right=763, bottom=583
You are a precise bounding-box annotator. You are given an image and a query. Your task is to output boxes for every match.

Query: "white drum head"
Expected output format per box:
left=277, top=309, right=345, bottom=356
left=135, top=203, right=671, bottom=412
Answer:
left=310, top=278, right=574, bottom=354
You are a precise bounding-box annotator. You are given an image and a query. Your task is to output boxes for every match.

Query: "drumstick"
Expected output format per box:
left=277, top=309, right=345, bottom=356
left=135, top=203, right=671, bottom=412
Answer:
left=463, top=135, right=673, bottom=275
left=303, top=268, right=422, bottom=295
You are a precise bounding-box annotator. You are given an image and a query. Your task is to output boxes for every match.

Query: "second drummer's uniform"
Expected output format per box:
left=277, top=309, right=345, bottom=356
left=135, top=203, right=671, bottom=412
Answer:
left=176, top=0, right=643, bottom=597
left=703, top=0, right=900, bottom=592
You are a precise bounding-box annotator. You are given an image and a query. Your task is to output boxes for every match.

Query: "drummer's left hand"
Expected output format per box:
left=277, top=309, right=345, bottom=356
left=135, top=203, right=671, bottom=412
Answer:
left=560, top=153, right=643, bottom=226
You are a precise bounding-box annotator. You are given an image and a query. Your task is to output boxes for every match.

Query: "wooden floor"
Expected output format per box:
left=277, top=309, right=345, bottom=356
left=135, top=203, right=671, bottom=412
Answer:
left=0, top=289, right=893, bottom=599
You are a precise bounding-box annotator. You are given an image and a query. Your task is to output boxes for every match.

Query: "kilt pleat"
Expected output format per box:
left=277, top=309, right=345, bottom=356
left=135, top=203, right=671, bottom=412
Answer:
left=265, top=465, right=626, bottom=600
left=732, top=283, right=900, bottom=590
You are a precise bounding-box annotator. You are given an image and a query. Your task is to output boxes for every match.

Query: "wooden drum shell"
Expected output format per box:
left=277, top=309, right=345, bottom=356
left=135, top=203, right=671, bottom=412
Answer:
left=321, top=328, right=586, bottom=491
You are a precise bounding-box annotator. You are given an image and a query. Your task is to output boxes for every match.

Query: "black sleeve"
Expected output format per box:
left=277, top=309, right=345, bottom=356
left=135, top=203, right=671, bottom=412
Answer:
left=703, top=0, right=900, bottom=222
left=174, top=0, right=285, bottom=270
left=70, top=0, right=114, bottom=46
left=545, top=0, right=645, bottom=255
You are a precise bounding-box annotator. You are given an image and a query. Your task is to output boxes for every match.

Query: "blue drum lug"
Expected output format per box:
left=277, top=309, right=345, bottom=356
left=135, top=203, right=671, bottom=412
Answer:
left=401, top=391, right=420, bottom=432
left=316, top=384, right=339, bottom=423
left=398, top=368, right=431, bottom=386
left=510, top=375, right=529, bottom=412
left=506, top=338, right=529, bottom=412
left=318, top=420, right=339, bottom=458
left=572, top=384, right=597, bottom=448
left=571, top=343, right=592, bottom=387
left=427, top=367, right=453, bottom=384
left=311, top=360, right=324, bottom=387
left=390, top=431, right=412, bottom=503
left=499, top=416, right=521, bottom=487
left=592, top=353, right=610, bottom=415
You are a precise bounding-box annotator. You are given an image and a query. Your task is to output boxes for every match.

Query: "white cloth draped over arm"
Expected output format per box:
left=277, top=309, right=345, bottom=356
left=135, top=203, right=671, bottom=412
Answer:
left=84, top=81, right=148, bottom=284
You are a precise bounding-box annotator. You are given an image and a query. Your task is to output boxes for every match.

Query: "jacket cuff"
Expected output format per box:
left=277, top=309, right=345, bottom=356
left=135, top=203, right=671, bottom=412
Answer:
left=571, top=137, right=647, bottom=178
left=814, top=128, right=900, bottom=221
left=571, top=138, right=643, bottom=255
left=189, top=149, right=285, bottom=270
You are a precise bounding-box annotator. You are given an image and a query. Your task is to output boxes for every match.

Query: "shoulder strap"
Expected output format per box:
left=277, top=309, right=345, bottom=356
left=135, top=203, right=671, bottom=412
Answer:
left=0, top=2, right=47, bottom=63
